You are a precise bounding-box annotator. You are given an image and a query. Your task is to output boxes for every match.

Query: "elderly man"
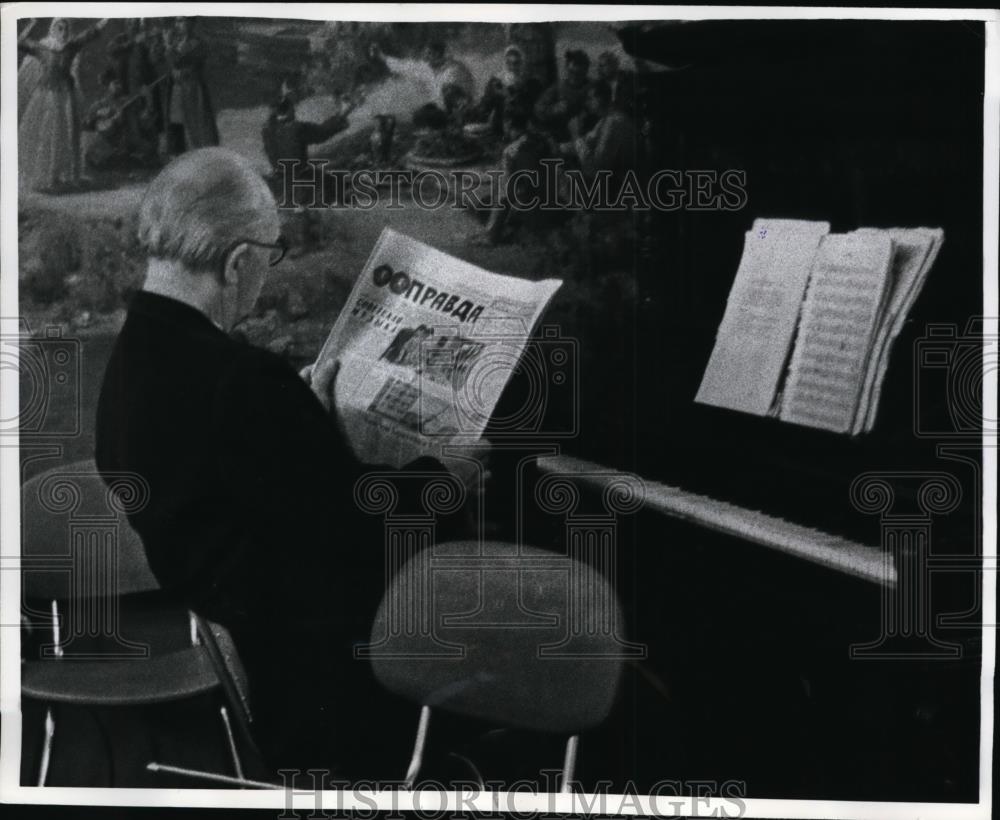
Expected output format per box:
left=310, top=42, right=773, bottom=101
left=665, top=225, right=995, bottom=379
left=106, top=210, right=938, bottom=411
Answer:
left=95, top=148, right=442, bottom=775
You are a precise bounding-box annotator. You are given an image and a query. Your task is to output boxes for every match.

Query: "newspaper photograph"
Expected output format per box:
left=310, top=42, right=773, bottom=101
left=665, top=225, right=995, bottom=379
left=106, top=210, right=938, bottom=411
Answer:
left=0, top=4, right=996, bottom=820
left=315, top=228, right=562, bottom=472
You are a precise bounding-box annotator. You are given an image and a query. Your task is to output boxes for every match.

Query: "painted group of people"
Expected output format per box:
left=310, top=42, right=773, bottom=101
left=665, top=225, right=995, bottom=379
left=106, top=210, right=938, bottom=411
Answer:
left=17, top=17, right=219, bottom=193
left=484, top=48, right=640, bottom=245
left=371, top=38, right=641, bottom=245
left=444, top=43, right=546, bottom=136
left=373, top=40, right=544, bottom=137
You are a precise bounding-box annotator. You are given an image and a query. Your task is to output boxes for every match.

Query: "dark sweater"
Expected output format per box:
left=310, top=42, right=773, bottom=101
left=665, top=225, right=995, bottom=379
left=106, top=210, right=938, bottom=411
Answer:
left=95, top=290, right=425, bottom=773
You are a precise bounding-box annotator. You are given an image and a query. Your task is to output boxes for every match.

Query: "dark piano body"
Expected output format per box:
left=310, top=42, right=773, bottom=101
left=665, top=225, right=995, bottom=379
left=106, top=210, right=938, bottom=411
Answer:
left=498, top=19, right=986, bottom=802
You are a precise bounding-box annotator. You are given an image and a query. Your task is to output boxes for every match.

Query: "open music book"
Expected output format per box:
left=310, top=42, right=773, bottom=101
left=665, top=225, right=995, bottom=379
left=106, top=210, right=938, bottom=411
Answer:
left=696, top=219, right=944, bottom=434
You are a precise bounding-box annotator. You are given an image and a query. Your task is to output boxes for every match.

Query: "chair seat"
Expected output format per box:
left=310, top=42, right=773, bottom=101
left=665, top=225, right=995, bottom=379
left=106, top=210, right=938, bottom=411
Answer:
left=370, top=542, right=627, bottom=733
left=22, top=646, right=220, bottom=706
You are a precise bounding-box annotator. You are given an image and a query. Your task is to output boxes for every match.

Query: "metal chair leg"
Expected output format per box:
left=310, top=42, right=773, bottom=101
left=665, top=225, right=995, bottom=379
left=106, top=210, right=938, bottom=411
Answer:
left=37, top=708, right=55, bottom=786
left=146, top=762, right=281, bottom=789
left=561, top=734, right=579, bottom=793
left=218, top=705, right=244, bottom=780
left=403, top=705, right=431, bottom=788
left=50, top=600, right=63, bottom=658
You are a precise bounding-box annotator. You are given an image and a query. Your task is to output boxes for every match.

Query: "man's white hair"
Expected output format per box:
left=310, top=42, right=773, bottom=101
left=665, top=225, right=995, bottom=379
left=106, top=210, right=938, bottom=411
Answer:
left=138, top=147, right=278, bottom=272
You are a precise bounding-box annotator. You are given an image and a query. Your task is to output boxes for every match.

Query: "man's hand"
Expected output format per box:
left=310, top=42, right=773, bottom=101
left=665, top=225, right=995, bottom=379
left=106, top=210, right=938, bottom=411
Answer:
left=441, top=438, right=493, bottom=498
left=305, top=358, right=340, bottom=413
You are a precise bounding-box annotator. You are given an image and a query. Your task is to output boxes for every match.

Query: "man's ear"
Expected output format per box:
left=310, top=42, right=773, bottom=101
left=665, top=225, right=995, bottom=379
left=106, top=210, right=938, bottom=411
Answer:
left=222, top=243, right=248, bottom=286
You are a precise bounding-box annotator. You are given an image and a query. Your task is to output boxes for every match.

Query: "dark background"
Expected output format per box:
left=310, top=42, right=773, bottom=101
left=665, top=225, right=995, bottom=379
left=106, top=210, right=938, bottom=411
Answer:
left=551, top=18, right=986, bottom=802
left=493, top=18, right=988, bottom=802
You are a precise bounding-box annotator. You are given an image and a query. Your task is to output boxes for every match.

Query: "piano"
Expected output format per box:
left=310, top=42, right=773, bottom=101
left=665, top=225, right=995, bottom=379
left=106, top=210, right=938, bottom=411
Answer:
left=490, top=18, right=986, bottom=802
left=536, top=454, right=896, bottom=588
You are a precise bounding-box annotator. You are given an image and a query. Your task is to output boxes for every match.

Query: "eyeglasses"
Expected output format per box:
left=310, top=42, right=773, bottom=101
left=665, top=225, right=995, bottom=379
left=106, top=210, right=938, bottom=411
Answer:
left=225, top=235, right=288, bottom=267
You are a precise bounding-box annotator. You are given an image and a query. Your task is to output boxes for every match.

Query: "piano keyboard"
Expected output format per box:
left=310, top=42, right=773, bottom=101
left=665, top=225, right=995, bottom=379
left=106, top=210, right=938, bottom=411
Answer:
left=536, top=455, right=896, bottom=588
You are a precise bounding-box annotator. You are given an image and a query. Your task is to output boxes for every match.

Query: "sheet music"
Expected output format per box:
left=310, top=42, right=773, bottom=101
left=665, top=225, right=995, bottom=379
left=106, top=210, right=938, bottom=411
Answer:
left=856, top=227, right=944, bottom=432
left=695, top=218, right=830, bottom=415
left=780, top=232, right=895, bottom=433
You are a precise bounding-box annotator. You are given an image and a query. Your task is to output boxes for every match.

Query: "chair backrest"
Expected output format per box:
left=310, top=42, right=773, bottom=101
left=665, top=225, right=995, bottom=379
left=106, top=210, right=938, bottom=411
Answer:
left=21, top=459, right=159, bottom=601
left=369, top=542, right=626, bottom=734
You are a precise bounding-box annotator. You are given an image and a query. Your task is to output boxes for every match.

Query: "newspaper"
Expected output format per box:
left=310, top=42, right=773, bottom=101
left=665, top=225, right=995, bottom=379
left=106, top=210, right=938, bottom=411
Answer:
left=314, top=228, right=563, bottom=472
